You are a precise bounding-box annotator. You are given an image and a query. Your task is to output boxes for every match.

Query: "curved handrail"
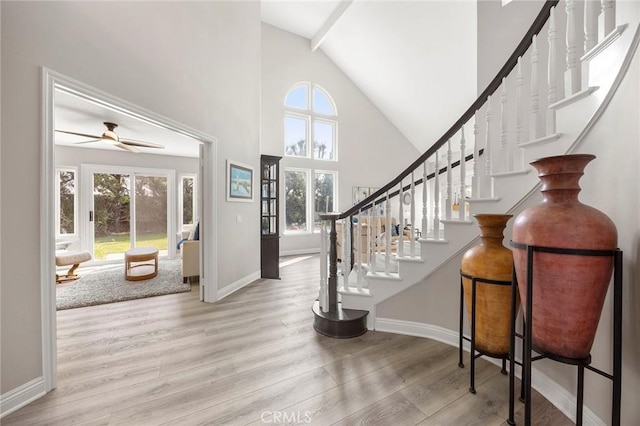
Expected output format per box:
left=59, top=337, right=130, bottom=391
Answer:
left=338, top=0, right=559, bottom=220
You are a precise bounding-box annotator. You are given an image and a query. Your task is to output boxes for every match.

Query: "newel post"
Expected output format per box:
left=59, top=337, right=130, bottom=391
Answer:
left=322, top=213, right=339, bottom=312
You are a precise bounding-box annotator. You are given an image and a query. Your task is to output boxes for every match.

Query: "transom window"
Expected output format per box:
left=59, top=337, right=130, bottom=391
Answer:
left=284, top=83, right=337, bottom=161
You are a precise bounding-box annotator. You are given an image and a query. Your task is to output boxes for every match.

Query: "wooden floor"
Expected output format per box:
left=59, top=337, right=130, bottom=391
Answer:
left=5, top=255, right=572, bottom=425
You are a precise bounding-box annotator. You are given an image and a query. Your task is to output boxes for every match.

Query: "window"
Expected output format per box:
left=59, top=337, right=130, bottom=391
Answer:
left=55, top=167, right=77, bottom=236
left=284, top=83, right=337, bottom=161
left=179, top=175, right=197, bottom=230
left=285, top=169, right=309, bottom=232
left=314, top=171, right=336, bottom=231
left=284, top=168, right=337, bottom=233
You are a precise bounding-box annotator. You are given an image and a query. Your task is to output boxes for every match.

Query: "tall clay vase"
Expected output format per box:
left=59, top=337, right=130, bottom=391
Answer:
left=512, top=154, right=617, bottom=360
left=461, top=214, right=516, bottom=357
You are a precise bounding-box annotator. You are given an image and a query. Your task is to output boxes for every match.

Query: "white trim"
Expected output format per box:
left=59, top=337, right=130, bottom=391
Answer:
left=280, top=248, right=321, bottom=256
left=216, top=270, right=261, bottom=300
left=0, top=377, right=46, bottom=418
left=41, top=68, right=218, bottom=395
left=375, top=318, right=606, bottom=425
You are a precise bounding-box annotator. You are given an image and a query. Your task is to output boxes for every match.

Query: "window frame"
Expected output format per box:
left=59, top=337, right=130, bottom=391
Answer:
left=55, top=166, right=78, bottom=238
left=313, top=169, right=338, bottom=233
left=283, top=167, right=338, bottom=235
left=284, top=82, right=338, bottom=162
left=178, top=173, right=198, bottom=232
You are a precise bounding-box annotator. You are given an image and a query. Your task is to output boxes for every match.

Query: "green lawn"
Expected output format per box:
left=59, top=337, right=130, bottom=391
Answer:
left=94, top=233, right=168, bottom=260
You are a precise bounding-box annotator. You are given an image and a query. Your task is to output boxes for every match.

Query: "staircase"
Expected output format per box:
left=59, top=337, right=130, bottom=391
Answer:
left=314, top=0, right=640, bottom=336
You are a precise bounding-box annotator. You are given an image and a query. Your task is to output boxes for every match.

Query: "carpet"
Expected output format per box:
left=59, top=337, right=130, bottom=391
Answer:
left=56, top=258, right=191, bottom=310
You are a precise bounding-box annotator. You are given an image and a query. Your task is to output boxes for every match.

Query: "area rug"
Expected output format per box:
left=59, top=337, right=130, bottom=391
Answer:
left=56, top=258, right=190, bottom=310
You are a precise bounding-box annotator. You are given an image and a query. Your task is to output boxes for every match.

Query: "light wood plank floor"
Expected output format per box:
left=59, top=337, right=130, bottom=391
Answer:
left=5, top=255, right=572, bottom=425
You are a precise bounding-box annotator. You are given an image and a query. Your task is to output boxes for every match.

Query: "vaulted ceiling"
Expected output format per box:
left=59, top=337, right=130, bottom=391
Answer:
left=261, top=0, right=478, bottom=153
left=54, top=1, right=478, bottom=158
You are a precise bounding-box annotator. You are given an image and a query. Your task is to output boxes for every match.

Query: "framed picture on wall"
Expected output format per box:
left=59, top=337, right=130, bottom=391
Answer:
left=227, top=160, right=254, bottom=202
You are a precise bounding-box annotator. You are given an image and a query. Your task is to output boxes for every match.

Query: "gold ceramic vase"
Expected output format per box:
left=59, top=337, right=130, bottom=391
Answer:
left=461, top=214, right=517, bottom=357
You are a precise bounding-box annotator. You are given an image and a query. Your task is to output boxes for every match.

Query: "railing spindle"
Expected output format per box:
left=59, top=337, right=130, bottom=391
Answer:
left=369, top=208, right=377, bottom=274
left=584, top=0, right=598, bottom=53
left=548, top=6, right=558, bottom=134
left=472, top=111, right=481, bottom=198
left=357, top=211, right=363, bottom=289
left=530, top=35, right=543, bottom=140
left=343, top=218, right=351, bottom=292
left=500, top=78, right=510, bottom=171
left=385, top=191, right=391, bottom=273
left=485, top=97, right=494, bottom=194
left=433, top=150, right=441, bottom=239
left=398, top=180, right=404, bottom=257
left=565, top=0, right=580, bottom=97
left=422, top=161, right=428, bottom=238
left=410, top=171, right=416, bottom=256
left=515, top=58, right=524, bottom=169
left=599, top=0, right=615, bottom=40
left=446, top=140, right=453, bottom=220
left=459, top=127, right=467, bottom=221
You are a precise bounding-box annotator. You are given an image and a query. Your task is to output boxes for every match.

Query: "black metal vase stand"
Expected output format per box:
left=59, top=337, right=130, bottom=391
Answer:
left=459, top=271, right=522, bottom=395
left=507, top=243, right=623, bottom=426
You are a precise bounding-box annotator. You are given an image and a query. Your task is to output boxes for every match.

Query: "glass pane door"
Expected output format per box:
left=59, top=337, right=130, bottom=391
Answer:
left=134, top=175, right=168, bottom=256
left=93, top=172, right=131, bottom=261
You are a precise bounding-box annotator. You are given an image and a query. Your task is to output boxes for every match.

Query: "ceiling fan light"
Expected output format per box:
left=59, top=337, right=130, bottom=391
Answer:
left=102, top=130, right=119, bottom=143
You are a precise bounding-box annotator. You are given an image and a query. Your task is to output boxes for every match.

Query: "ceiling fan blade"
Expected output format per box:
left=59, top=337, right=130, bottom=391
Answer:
left=55, top=130, right=102, bottom=139
left=115, top=142, right=140, bottom=153
left=73, top=139, right=102, bottom=145
left=119, top=138, right=164, bottom=149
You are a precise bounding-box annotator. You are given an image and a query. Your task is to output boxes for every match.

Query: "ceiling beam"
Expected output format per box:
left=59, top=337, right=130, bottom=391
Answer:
left=310, top=0, right=354, bottom=52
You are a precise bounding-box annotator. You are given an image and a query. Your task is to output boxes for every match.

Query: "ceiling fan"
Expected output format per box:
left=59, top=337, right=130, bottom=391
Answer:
left=55, top=122, right=164, bottom=153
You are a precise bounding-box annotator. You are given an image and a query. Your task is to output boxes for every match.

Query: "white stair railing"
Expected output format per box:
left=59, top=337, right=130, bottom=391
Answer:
left=328, top=0, right=622, bottom=309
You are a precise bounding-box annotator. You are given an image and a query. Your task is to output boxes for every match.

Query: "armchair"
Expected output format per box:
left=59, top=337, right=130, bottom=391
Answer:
left=180, top=228, right=200, bottom=283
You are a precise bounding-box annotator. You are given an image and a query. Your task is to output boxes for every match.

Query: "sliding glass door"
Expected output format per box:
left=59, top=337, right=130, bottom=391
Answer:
left=134, top=175, right=168, bottom=254
left=83, top=165, right=174, bottom=262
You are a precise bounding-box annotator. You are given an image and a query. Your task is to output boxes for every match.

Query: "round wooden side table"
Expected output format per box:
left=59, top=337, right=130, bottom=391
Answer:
left=125, top=247, right=159, bottom=281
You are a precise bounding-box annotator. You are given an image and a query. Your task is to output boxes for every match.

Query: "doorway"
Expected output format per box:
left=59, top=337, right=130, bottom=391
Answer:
left=42, top=68, right=218, bottom=392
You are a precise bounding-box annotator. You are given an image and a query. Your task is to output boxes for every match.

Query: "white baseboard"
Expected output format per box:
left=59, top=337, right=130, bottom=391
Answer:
left=280, top=248, right=320, bottom=257
left=0, top=376, right=46, bottom=418
left=375, top=317, right=605, bottom=426
left=216, top=270, right=260, bottom=300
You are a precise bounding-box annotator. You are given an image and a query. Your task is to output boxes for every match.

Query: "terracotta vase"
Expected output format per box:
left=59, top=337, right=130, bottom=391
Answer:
left=512, top=154, right=617, bottom=360
left=461, top=214, right=516, bottom=357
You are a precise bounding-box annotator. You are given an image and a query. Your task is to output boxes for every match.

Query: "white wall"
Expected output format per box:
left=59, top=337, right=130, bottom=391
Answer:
left=1, top=1, right=260, bottom=395
left=378, top=44, right=640, bottom=424
left=261, top=23, right=420, bottom=254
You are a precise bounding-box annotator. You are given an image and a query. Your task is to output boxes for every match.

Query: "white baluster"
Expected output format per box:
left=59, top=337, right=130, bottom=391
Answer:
left=548, top=7, right=558, bottom=134
left=459, top=126, right=467, bottom=221
left=398, top=181, right=405, bottom=257
left=369, top=208, right=377, bottom=274
left=433, top=150, right=441, bottom=239
left=565, top=0, right=580, bottom=97
left=319, top=219, right=328, bottom=312
left=445, top=140, right=452, bottom=220
left=584, top=0, right=598, bottom=53
left=410, top=171, right=416, bottom=257
left=500, top=78, right=510, bottom=171
left=421, top=161, right=428, bottom=239
left=598, top=0, right=615, bottom=40
left=472, top=111, right=481, bottom=198
left=485, top=97, right=494, bottom=195
left=385, top=191, right=391, bottom=274
left=530, top=36, right=542, bottom=140
left=356, top=212, right=363, bottom=290
left=515, top=58, right=524, bottom=169
left=343, top=218, right=351, bottom=292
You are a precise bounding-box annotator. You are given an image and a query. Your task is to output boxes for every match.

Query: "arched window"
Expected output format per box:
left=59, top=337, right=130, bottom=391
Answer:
left=284, top=83, right=337, bottom=161
left=283, top=83, right=338, bottom=233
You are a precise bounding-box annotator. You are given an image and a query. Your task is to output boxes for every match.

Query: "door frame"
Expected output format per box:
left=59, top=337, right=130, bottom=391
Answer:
left=82, top=165, right=176, bottom=262
left=41, top=68, right=218, bottom=392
